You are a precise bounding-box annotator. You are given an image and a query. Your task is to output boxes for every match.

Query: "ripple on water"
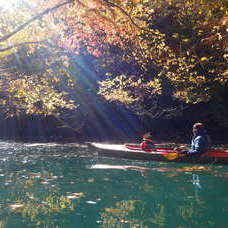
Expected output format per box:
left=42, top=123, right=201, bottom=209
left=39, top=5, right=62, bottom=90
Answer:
left=0, top=141, right=227, bottom=228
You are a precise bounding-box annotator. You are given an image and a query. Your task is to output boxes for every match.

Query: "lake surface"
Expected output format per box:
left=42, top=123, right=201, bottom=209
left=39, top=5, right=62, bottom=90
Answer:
left=0, top=141, right=228, bottom=227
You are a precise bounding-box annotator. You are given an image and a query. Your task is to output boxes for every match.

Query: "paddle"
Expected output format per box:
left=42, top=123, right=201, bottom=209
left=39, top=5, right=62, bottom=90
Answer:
left=161, top=145, right=189, bottom=160
left=162, top=152, right=179, bottom=160
left=162, top=148, right=189, bottom=160
left=163, top=150, right=190, bottom=160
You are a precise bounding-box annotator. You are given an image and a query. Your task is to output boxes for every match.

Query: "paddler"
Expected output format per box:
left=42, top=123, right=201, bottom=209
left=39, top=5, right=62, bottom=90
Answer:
left=140, top=133, right=155, bottom=150
left=178, top=122, right=210, bottom=155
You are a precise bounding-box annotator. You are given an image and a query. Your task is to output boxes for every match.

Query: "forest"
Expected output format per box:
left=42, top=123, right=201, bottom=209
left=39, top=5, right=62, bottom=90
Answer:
left=0, top=0, right=227, bottom=143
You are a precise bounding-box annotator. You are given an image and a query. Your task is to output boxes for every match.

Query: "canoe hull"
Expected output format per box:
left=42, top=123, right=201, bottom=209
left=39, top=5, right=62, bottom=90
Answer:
left=88, top=143, right=228, bottom=164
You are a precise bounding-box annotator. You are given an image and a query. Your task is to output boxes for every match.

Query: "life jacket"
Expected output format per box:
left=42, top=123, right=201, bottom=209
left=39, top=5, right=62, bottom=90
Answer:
left=189, top=129, right=210, bottom=154
left=141, top=138, right=154, bottom=150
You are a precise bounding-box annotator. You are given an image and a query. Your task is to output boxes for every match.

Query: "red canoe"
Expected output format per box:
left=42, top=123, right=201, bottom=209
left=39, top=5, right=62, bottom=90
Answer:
left=88, top=143, right=228, bottom=164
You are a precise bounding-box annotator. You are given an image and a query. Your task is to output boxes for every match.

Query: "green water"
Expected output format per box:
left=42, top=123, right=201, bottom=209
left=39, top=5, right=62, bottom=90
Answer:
left=0, top=142, right=228, bottom=228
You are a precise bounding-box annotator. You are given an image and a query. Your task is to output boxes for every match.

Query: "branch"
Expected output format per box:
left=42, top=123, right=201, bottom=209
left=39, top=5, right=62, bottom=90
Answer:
left=0, top=0, right=73, bottom=43
left=103, top=0, right=140, bottom=29
left=0, top=40, right=47, bottom=52
left=102, top=0, right=157, bottom=35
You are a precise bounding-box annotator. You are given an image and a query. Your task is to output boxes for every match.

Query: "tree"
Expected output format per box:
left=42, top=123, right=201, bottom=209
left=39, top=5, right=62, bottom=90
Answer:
left=0, top=46, right=77, bottom=118
left=0, top=0, right=227, bottom=122
left=0, top=1, right=78, bottom=121
left=96, top=0, right=228, bottom=117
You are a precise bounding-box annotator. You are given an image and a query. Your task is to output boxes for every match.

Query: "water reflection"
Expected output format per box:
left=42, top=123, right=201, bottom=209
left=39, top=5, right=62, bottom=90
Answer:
left=1, top=169, right=85, bottom=227
left=100, top=200, right=148, bottom=227
left=0, top=142, right=226, bottom=227
left=91, top=163, right=225, bottom=227
left=91, top=163, right=212, bottom=176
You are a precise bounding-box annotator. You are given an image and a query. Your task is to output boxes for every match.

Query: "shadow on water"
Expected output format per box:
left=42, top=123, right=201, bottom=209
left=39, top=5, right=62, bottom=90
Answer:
left=0, top=141, right=227, bottom=227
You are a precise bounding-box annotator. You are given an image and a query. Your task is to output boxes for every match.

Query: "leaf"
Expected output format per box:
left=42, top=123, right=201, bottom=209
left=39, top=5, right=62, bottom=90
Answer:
left=200, top=57, right=209, bottom=61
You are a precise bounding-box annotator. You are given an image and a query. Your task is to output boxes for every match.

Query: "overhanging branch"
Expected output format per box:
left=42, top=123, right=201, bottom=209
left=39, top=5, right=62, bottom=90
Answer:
left=0, top=40, right=47, bottom=52
left=102, top=0, right=157, bottom=35
left=0, top=0, right=73, bottom=43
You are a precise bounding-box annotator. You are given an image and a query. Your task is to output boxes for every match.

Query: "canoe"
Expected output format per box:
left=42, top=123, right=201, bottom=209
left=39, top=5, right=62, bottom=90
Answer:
left=88, top=143, right=228, bottom=164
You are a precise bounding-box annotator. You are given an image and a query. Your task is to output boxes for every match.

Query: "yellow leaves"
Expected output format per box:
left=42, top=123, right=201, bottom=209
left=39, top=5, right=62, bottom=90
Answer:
left=200, top=57, right=209, bottom=62
left=146, top=78, right=162, bottom=95
left=99, top=75, right=138, bottom=104
left=102, top=88, right=137, bottom=104
left=223, top=54, right=228, bottom=59
left=216, top=70, right=228, bottom=83
left=172, top=33, right=179, bottom=38
left=88, top=0, right=226, bottom=108
left=0, top=99, right=6, bottom=105
left=1, top=72, right=77, bottom=117
left=173, top=86, right=211, bottom=104
left=99, top=73, right=163, bottom=106
left=15, top=89, right=26, bottom=98
left=189, top=75, right=206, bottom=84
left=0, top=0, right=226, bottom=116
left=182, top=38, right=190, bottom=43
left=197, top=30, right=204, bottom=35
left=0, top=0, right=61, bottom=59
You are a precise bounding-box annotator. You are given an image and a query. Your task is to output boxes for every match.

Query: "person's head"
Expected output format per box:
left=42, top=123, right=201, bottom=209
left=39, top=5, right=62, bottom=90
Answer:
left=142, top=132, right=153, bottom=142
left=192, top=122, right=204, bottom=134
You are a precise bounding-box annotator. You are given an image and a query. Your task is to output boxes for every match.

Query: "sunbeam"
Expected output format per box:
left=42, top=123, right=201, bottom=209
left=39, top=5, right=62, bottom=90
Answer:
left=0, top=0, right=24, bottom=11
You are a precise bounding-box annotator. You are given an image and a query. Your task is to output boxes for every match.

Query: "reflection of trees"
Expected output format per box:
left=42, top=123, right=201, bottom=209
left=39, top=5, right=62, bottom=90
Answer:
left=177, top=192, right=216, bottom=227
left=178, top=202, right=215, bottom=227
left=176, top=174, right=210, bottom=227
left=0, top=169, right=85, bottom=227
left=150, top=204, right=165, bottom=227
left=99, top=170, right=212, bottom=228
left=13, top=194, right=75, bottom=227
left=0, top=218, right=7, bottom=228
left=100, top=200, right=168, bottom=228
left=100, top=200, right=144, bottom=228
left=179, top=203, right=194, bottom=220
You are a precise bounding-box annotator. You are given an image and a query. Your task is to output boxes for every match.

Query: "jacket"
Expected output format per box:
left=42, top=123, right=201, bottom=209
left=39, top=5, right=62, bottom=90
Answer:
left=140, top=139, right=154, bottom=150
left=188, top=130, right=209, bottom=154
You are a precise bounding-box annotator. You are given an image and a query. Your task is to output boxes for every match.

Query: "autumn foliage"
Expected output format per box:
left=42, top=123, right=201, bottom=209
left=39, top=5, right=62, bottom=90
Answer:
left=0, top=0, right=227, bottom=121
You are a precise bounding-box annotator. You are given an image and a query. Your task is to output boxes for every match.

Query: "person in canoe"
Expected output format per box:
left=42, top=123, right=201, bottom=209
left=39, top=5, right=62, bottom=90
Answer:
left=140, top=132, right=155, bottom=150
left=177, top=122, right=211, bottom=155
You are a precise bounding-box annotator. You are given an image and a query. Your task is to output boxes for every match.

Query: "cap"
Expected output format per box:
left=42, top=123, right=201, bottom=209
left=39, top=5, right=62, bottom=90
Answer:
left=193, top=122, right=204, bottom=129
